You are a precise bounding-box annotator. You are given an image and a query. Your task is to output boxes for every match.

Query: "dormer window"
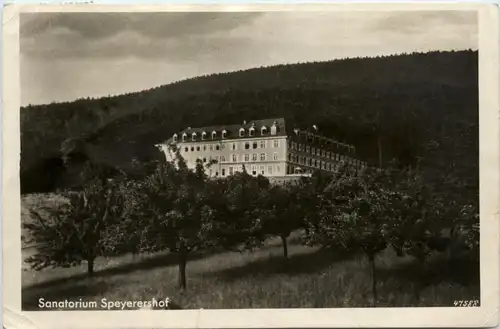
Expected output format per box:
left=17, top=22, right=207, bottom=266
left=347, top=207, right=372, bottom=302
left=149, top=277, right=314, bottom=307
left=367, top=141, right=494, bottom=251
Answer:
left=201, top=131, right=207, bottom=140
left=212, top=131, right=217, bottom=139
left=239, top=128, right=245, bottom=137
left=222, top=130, right=227, bottom=139
left=249, top=127, right=255, bottom=137
left=182, top=133, right=187, bottom=142
left=261, top=126, right=268, bottom=135
left=270, top=121, right=278, bottom=135
left=192, top=132, right=197, bottom=141
left=173, top=134, right=178, bottom=142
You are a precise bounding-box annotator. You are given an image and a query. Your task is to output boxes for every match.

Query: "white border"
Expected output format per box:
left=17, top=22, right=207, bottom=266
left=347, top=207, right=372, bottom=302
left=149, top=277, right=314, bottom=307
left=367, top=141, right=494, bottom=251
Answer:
left=3, top=3, right=499, bottom=329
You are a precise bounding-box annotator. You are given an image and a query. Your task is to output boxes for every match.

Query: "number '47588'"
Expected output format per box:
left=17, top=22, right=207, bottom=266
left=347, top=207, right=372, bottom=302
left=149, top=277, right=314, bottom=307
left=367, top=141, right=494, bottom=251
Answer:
left=454, top=300, right=479, bottom=307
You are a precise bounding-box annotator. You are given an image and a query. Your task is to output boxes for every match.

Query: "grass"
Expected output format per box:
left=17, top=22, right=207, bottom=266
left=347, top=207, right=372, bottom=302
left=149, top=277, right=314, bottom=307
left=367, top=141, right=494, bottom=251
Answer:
left=21, top=235, right=480, bottom=310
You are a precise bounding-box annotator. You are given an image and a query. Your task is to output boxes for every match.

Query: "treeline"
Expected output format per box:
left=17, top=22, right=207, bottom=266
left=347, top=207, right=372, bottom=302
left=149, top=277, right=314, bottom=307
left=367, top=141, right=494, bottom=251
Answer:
left=21, top=50, right=478, bottom=198
left=23, top=148, right=479, bottom=303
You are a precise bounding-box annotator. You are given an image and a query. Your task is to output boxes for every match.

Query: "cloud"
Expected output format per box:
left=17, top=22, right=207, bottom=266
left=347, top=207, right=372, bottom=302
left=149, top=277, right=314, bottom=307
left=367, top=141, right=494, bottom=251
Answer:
left=20, top=12, right=261, bottom=60
left=20, top=10, right=478, bottom=105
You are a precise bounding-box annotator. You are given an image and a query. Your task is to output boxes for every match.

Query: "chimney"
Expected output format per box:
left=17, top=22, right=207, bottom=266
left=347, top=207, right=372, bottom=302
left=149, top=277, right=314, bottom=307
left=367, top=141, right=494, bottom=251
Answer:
left=243, top=120, right=247, bottom=125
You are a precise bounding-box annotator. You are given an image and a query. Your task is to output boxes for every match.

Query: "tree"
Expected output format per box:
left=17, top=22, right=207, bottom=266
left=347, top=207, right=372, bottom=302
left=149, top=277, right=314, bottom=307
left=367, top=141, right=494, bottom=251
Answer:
left=23, top=175, right=128, bottom=276
left=260, top=183, right=304, bottom=259
left=208, top=171, right=267, bottom=252
left=133, top=145, right=215, bottom=290
left=304, top=165, right=393, bottom=305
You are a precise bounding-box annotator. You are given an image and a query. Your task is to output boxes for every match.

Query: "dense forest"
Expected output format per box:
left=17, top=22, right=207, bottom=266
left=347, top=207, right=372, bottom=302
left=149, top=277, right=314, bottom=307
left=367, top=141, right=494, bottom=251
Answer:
left=20, top=50, right=478, bottom=200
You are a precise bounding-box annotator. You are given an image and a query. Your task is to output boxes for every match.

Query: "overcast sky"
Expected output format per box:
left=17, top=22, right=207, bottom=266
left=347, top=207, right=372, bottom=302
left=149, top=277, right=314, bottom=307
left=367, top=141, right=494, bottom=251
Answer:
left=20, top=10, right=477, bottom=106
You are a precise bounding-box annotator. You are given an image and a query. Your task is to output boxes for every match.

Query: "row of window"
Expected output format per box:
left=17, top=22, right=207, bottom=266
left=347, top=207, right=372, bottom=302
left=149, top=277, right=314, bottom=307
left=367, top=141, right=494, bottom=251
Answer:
left=288, top=153, right=366, bottom=168
left=197, top=152, right=280, bottom=164
left=173, top=123, right=280, bottom=142
left=182, top=140, right=281, bottom=153
left=208, top=164, right=282, bottom=177
left=288, top=144, right=356, bottom=160
left=289, top=141, right=354, bottom=156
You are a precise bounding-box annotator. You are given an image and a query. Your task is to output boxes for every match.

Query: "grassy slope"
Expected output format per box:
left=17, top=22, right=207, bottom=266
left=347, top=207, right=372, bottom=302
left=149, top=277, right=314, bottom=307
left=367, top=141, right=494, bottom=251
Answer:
left=22, top=235, right=479, bottom=309
left=21, top=50, right=478, bottom=194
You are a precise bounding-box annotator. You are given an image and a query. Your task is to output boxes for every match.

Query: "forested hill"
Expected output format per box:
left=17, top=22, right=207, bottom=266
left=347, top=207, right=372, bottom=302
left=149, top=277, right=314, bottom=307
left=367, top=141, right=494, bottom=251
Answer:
left=21, top=50, right=478, bottom=196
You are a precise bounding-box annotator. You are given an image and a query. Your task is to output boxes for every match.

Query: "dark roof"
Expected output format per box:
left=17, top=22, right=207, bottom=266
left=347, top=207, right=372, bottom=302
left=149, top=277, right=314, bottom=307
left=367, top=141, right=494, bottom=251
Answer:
left=168, top=117, right=288, bottom=142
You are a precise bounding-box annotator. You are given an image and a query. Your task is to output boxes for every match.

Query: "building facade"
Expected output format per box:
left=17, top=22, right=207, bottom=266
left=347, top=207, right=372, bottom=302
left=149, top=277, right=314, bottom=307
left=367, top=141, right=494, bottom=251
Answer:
left=157, top=118, right=366, bottom=181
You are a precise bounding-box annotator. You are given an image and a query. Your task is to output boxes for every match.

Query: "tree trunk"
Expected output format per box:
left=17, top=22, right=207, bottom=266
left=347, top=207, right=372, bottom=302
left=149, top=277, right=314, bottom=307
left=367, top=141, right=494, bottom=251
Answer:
left=281, top=235, right=288, bottom=259
left=377, top=135, right=383, bottom=168
left=369, top=254, right=377, bottom=305
left=87, top=258, right=95, bottom=277
left=178, top=243, right=188, bottom=290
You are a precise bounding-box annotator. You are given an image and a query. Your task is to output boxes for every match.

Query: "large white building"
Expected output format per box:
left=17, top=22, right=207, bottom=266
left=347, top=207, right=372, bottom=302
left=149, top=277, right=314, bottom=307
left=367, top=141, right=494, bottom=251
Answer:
left=157, top=118, right=366, bottom=183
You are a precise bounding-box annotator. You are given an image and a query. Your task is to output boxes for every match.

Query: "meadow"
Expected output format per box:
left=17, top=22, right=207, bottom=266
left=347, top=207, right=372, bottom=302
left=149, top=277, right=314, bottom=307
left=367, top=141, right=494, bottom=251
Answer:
left=22, top=233, right=479, bottom=310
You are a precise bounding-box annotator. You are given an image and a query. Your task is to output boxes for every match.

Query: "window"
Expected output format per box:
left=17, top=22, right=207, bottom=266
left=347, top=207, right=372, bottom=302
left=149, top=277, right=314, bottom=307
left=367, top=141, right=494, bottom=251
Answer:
left=261, top=126, right=268, bottom=135
left=192, top=133, right=197, bottom=141
left=215, top=156, right=220, bottom=162
left=212, top=131, right=217, bottom=139
left=229, top=167, right=234, bottom=175
left=203, top=157, right=207, bottom=163
left=215, top=171, right=219, bottom=177
left=260, top=140, right=266, bottom=148
left=306, top=146, right=310, bottom=153
left=251, top=166, right=257, bottom=176
left=222, top=168, right=226, bottom=176
left=216, top=145, right=220, bottom=151
left=253, top=142, right=258, bottom=149
left=222, top=130, right=227, bottom=139
left=210, top=145, right=214, bottom=151
left=196, top=146, right=200, bottom=151
left=288, top=154, right=292, bottom=161
left=221, top=156, right=226, bottom=162
left=245, top=142, right=250, bottom=150
left=191, top=146, right=194, bottom=151
left=220, top=144, right=225, bottom=150
left=202, top=132, right=207, bottom=140
left=315, top=160, right=318, bottom=167
left=276, top=165, right=280, bottom=173
left=209, top=169, right=213, bottom=176
left=232, top=154, right=237, bottom=162
left=239, top=128, right=245, bottom=137
left=273, top=153, right=278, bottom=160
left=184, top=147, right=189, bottom=152
left=309, top=158, right=312, bottom=166
left=271, top=122, right=277, bottom=135
left=260, top=166, right=265, bottom=175
left=260, top=153, right=266, bottom=161
left=273, top=140, right=280, bottom=148
left=232, top=143, right=237, bottom=150
left=249, top=128, right=255, bottom=136
left=311, top=147, right=315, bottom=154
left=173, top=134, right=178, bottom=142
left=268, top=166, right=273, bottom=174
left=182, top=133, right=187, bottom=142
left=252, top=153, right=257, bottom=161
left=203, top=145, right=207, bottom=151
left=244, top=154, right=249, bottom=162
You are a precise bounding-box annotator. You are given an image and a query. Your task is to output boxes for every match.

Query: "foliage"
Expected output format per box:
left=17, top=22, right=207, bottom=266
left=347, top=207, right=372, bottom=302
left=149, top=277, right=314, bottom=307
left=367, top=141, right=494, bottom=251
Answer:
left=23, top=176, right=128, bottom=275
left=21, top=51, right=478, bottom=201
left=129, top=145, right=217, bottom=289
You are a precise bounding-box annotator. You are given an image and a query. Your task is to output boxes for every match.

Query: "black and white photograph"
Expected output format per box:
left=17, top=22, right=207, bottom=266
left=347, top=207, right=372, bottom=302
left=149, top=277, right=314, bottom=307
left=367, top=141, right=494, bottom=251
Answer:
left=2, top=3, right=499, bottom=329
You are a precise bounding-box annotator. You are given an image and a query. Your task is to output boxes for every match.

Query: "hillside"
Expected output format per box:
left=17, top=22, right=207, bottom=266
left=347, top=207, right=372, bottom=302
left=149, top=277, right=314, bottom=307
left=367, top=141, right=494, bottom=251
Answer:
left=20, top=50, right=478, bottom=197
